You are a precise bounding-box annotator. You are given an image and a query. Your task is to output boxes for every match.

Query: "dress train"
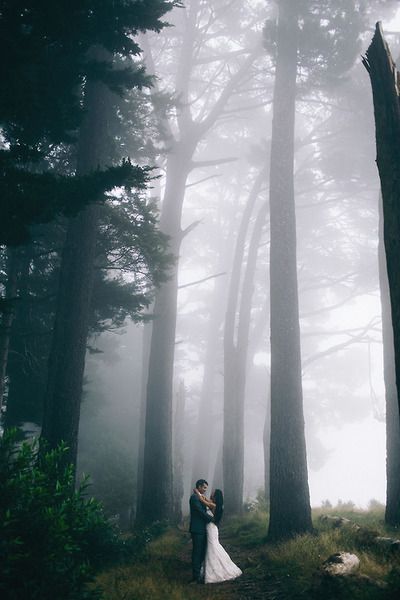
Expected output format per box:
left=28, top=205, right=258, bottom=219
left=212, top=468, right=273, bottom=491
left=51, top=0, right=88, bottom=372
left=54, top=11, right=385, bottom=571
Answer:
left=204, top=521, right=242, bottom=584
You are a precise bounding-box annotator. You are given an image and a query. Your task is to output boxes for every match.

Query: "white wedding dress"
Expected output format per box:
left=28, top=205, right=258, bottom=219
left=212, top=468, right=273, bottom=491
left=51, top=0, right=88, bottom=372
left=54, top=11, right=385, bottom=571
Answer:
left=204, top=513, right=242, bottom=584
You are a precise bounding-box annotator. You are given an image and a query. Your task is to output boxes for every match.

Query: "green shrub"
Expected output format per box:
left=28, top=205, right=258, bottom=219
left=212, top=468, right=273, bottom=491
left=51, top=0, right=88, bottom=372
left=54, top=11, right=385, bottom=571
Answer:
left=244, top=489, right=269, bottom=513
left=0, top=429, right=122, bottom=600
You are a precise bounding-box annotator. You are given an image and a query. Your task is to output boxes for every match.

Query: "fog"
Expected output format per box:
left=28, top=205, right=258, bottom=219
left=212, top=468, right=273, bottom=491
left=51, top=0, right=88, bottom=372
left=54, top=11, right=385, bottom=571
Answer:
left=71, top=2, right=400, bottom=517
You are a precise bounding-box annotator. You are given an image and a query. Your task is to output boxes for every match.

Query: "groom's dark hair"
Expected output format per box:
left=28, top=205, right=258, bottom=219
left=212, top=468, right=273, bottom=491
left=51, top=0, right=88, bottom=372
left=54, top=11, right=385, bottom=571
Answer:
left=195, top=479, right=208, bottom=489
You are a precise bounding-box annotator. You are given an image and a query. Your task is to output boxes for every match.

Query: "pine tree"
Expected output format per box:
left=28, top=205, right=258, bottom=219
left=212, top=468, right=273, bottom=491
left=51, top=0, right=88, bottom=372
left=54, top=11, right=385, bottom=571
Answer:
left=0, top=0, right=175, bottom=244
left=266, top=0, right=371, bottom=540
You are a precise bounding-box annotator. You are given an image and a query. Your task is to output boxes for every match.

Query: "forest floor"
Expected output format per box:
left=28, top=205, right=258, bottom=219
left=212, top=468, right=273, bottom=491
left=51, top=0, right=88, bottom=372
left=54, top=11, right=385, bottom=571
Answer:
left=95, top=507, right=400, bottom=600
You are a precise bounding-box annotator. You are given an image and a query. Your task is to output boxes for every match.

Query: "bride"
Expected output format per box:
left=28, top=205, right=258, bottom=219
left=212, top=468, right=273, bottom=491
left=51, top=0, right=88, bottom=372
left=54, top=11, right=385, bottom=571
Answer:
left=193, top=487, right=242, bottom=584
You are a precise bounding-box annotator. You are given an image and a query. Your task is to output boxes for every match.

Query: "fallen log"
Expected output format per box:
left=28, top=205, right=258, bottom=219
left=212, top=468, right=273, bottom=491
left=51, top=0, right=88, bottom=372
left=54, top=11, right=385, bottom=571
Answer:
left=319, top=515, right=360, bottom=530
left=374, top=536, right=400, bottom=552
left=319, top=514, right=400, bottom=552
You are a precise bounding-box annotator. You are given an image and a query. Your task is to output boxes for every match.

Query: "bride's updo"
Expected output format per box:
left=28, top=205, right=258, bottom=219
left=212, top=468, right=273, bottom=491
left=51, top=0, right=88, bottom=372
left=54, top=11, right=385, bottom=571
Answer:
left=213, top=489, right=224, bottom=525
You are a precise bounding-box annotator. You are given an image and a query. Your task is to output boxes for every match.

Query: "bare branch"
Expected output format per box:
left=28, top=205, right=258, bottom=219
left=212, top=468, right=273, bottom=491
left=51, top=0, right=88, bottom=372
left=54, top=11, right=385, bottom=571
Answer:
left=299, top=272, right=359, bottom=294
left=185, top=174, right=221, bottom=188
left=178, top=272, right=226, bottom=290
left=190, top=156, right=237, bottom=170
left=303, top=317, right=381, bottom=369
left=193, top=48, right=252, bottom=66
left=300, top=290, right=366, bottom=318
left=180, top=219, right=202, bottom=239
left=196, top=47, right=262, bottom=136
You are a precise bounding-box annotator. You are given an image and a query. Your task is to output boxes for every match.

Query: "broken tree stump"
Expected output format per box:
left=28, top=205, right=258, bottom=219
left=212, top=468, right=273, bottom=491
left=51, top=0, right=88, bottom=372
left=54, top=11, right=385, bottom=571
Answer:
left=363, top=22, right=400, bottom=426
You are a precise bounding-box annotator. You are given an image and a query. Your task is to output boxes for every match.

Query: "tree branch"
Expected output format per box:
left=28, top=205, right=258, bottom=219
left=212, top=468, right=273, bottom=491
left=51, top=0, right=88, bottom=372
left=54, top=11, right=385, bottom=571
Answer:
left=190, top=156, right=237, bottom=170
left=196, top=47, right=261, bottom=136
left=178, top=271, right=226, bottom=290
left=185, top=174, right=221, bottom=188
left=180, top=220, right=202, bottom=238
left=303, top=317, right=381, bottom=369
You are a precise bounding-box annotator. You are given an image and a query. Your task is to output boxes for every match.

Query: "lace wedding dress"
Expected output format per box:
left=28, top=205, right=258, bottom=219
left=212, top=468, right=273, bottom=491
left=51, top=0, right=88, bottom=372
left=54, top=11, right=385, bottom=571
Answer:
left=204, top=518, right=242, bottom=584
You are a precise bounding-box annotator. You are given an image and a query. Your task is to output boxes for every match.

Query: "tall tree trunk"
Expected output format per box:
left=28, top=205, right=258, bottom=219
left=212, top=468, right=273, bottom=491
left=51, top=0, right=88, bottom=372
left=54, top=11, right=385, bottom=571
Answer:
left=212, top=440, right=223, bottom=490
left=137, top=0, right=201, bottom=524
left=137, top=0, right=258, bottom=524
left=263, top=387, right=271, bottom=502
left=135, top=168, right=162, bottom=523
left=224, top=198, right=268, bottom=514
left=268, top=0, right=312, bottom=540
left=135, top=321, right=152, bottom=522
left=223, top=169, right=267, bottom=514
left=363, top=24, right=400, bottom=427
left=191, top=248, right=229, bottom=485
left=378, top=194, right=400, bottom=525
left=137, top=143, right=195, bottom=524
left=41, top=73, right=110, bottom=467
left=0, top=249, right=21, bottom=413
left=172, top=379, right=185, bottom=524
left=191, top=281, right=224, bottom=484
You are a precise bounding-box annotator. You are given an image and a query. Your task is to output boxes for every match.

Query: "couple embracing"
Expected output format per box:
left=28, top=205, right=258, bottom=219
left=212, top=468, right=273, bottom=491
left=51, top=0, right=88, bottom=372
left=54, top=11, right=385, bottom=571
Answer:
left=189, top=479, right=242, bottom=584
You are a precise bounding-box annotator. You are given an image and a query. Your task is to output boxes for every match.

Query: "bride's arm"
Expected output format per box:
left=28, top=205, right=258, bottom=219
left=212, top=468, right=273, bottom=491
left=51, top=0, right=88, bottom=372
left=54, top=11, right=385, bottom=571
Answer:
left=194, top=488, right=216, bottom=510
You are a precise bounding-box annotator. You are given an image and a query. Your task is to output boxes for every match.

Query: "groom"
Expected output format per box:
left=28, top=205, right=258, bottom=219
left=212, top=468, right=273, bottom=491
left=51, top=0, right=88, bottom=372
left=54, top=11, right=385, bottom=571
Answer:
left=189, top=479, right=214, bottom=583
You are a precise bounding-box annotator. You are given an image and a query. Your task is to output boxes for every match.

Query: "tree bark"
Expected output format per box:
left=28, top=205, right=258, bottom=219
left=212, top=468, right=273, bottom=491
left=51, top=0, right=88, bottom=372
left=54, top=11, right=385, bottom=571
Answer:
left=137, top=142, right=195, bottom=524
left=135, top=321, right=152, bottom=523
left=267, top=0, right=312, bottom=540
left=222, top=168, right=266, bottom=513
left=212, top=440, right=223, bottom=490
left=172, top=379, right=185, bottom=524
left=378, top=193, right=400, bottom=525
left=363, top=23, right=400, bottom=429
left=263, top=387, right=271, bottom=502
left=223, top=194, right=268, bottom=514
left=137, top=0, right=257, bottom=523
left=41, top=72, right=110, bottom=467
left=191, top=268, right=226, bottom=485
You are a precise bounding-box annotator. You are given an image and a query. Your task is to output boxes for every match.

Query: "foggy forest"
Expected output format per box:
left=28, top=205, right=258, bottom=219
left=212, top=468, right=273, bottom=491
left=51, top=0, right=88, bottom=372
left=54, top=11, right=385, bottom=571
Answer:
left=3, top=1, right=400, bottom=599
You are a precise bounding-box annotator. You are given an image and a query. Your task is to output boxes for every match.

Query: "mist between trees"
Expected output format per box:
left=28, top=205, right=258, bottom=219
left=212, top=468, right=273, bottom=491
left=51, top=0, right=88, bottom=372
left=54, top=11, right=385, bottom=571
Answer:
left=2, top=0, right=400, bottom=541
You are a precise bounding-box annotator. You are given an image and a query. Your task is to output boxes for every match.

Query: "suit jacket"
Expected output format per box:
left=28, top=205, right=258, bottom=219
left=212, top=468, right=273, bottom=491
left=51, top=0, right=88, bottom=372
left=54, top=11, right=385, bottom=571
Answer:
left=189, top=493, right=213, bottom=534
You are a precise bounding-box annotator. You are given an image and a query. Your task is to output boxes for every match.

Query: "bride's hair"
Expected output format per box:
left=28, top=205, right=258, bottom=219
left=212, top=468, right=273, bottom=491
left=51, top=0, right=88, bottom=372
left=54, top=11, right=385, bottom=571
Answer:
left=213, top=489, right=224, bottom=525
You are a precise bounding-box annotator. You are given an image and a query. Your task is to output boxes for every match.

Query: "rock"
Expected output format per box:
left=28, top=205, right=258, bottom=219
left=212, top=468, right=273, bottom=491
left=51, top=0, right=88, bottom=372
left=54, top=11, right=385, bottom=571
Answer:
left=375, top=536, right=400, bottom=552
left=312, top=553, right=387, bottom=600
left=321, top=552, right=360, bottom=576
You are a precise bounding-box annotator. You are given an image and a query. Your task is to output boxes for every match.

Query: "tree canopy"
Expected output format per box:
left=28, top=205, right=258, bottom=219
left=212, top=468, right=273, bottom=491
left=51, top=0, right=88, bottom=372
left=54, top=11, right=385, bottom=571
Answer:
left=0, top=0, right=176, bottom=245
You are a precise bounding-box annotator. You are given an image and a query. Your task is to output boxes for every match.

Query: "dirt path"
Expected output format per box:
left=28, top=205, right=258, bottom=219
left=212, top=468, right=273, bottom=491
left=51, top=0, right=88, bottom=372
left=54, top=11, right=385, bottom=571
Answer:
left=177, top=527, right=282, bottom=600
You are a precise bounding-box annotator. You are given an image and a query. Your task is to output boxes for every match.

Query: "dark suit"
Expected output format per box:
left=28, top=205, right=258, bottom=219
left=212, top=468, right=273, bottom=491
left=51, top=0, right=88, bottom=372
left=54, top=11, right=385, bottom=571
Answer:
left=189, top=493, right=213, bottom=582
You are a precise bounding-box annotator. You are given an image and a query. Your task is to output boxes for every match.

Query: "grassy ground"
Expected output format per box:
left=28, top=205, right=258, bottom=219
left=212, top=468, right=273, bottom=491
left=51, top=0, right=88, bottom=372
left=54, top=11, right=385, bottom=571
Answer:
left=95, top=506, right=400, bottom=600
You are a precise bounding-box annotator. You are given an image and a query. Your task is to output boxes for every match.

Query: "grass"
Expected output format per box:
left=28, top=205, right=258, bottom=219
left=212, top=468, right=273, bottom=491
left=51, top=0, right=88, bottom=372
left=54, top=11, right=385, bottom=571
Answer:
left=262, top=504, right=400, bottom=599
left=95, top=528, right=200, bottom=600
left=222, top=509, right=268, bottom=547
left=94, top=505, right=400, bottom=600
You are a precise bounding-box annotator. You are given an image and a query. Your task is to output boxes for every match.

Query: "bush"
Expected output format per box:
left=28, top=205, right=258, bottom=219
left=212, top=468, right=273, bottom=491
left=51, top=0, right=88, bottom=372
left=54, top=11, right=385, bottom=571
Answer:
left=244, top=489, right=269, bottom=513
left=0, top=429, right=123, bottom=600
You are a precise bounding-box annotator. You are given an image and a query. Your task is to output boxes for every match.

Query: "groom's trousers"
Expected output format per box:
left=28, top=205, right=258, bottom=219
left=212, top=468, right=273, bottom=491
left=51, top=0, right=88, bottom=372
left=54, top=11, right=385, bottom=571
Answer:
left=191, top=533, right=207, bottom=582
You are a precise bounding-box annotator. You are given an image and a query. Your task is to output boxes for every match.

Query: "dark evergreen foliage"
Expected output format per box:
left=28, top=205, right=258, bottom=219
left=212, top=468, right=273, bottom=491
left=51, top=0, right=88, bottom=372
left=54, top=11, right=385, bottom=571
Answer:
left=0, top=430, right=122, bottom=600
left=0, top=0, right=176, bottom=245
left=0, top=0, right=174, bottom=147
left=3, top=187, right=170, bottom=430
left=1, top=159, right=151, bottom=245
